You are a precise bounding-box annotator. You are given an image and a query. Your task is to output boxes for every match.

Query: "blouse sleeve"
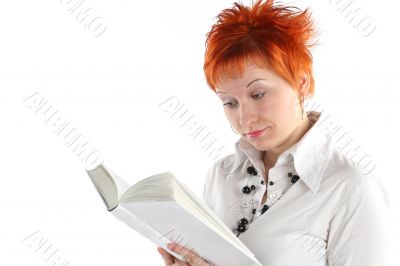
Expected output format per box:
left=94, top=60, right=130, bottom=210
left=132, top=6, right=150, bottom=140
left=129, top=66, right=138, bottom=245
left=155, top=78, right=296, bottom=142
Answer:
left=201, top=165, right=213, bottom=201
left=201, top=161, right=219, bottom=212
left=326, top=174, right=390, bottom=266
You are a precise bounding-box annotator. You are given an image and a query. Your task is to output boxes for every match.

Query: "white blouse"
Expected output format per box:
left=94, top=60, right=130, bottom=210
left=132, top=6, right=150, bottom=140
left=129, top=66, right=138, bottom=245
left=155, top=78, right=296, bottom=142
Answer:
left=202, top=111, right=390, bottom=266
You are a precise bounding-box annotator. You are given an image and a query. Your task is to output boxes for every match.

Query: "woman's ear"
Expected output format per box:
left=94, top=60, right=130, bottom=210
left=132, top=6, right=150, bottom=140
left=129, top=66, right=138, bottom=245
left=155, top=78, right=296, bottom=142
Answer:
left=298, top=73, right=310, bottom=97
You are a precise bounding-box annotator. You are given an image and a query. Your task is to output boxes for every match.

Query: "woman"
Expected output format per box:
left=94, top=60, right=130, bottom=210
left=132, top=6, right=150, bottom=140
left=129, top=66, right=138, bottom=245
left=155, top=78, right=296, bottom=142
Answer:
left=158, top=0, right=389, bottom=265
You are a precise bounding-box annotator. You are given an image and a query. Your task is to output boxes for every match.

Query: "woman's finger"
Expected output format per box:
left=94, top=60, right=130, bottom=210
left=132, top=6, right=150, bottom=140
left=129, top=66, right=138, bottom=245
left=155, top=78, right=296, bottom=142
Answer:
left=157, top=246, right=176, bottom=265
left=158, top=246, right=192, bottom=266
left=167, top=243, right=210, bottom=266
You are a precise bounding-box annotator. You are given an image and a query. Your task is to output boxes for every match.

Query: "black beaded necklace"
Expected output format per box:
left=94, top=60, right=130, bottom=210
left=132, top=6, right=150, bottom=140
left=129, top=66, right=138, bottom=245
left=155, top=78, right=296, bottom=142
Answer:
left=234, top=165, right=300, bottom=237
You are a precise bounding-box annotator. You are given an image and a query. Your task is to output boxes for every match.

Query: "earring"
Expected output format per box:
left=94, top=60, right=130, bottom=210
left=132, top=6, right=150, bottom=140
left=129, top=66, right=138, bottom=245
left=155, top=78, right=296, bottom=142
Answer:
left=301, top=96, right=305, bottom=120
left=231, top=125, right=240, bottom=134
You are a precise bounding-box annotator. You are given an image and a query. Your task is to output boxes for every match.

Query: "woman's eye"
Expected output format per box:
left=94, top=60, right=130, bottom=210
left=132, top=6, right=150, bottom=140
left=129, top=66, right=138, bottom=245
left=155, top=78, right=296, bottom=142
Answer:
left=253, top=92, right=265, bottom=99
left=223, top=102, right=236, bottom=108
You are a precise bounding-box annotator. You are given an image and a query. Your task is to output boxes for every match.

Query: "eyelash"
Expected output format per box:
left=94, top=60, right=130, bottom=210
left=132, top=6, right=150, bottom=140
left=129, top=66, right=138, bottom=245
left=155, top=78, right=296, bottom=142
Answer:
left=223, top=92, right=265, bottom=108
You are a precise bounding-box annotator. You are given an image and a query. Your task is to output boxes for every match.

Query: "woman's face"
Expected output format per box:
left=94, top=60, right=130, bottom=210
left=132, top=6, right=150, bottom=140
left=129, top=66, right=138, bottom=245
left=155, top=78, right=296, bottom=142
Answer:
left=215, top=62, right=308, bottom=153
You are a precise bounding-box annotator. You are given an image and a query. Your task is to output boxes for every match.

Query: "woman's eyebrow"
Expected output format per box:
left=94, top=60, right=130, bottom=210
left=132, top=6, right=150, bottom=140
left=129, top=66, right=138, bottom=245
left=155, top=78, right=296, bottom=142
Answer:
left=216, top=78, right=266, bottom=94
left=246, top=78, right=266, bottom=87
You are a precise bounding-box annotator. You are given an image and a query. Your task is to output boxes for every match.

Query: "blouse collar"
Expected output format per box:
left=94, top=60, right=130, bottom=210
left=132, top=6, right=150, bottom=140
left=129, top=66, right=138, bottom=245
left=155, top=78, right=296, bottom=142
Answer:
left=227, top=111, right=334, bottom=193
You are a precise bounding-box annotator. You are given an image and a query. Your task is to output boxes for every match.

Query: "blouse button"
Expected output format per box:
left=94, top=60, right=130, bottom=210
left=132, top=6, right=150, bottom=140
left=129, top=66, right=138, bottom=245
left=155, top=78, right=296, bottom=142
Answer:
left=246, top=166, right=258, bottom=176
left=237, top=224, right=246, bottom=233
left=260, top=180, right=265, bottom=185
left=261, top=204, right=269, bottom=214
left=291, top=174, right=300, bottom=184
left=242, top=186, right=251, bottom=194
left=270, top=193, right=278, bottom=200
left=269, top=181, right=274, bottom=186
left=240, top=218, right=249, bottom=225
left=252, top=208, right=257, bottom=214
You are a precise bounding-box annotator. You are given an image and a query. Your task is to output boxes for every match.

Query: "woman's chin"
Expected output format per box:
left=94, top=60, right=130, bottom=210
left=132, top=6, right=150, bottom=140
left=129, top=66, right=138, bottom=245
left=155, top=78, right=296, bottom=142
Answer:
left=247, top=136, right=275, bottom=151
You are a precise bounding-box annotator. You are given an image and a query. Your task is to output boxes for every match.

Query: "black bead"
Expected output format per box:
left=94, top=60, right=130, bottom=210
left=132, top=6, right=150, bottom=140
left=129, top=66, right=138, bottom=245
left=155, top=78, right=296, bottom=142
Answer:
left=252, top=208, right=257, bottom=214
left=261, top=180, right=265, bottom=185
left=261, top=204, right=269, bottom=214
left=291, top=175, right=300, bottom=184
left=246, top=166, right=258, bottom=176
left=250, top=185, right=256, bottom=190
left=237, top=224, right=246, bottom=233
left=242, top=186, right=251, bottom=194
left=240, top=218, right=248, bottom=225
left=269, top=181, right=274, bottom=186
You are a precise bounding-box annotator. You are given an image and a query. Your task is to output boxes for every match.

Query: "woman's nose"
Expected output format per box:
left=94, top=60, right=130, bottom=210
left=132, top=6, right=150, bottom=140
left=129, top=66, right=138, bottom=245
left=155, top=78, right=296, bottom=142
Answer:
left=238, top=103, right=258, bottom=130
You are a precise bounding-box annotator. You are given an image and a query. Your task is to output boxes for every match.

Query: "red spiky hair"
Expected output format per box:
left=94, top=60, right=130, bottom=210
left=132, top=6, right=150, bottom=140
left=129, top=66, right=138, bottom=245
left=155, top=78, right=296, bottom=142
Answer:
left=203, top=0, right=319, bottom=97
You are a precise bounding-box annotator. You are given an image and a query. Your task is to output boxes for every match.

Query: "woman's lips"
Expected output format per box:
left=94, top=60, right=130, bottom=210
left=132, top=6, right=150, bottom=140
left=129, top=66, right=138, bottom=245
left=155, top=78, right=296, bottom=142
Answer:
left=246, top=127, right=270, bottom=138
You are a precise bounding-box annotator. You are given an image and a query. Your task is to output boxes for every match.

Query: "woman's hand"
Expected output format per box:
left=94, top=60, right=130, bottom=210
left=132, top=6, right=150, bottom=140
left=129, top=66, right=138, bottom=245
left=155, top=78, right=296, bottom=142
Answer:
left=157, top=243, right=211, bottom=266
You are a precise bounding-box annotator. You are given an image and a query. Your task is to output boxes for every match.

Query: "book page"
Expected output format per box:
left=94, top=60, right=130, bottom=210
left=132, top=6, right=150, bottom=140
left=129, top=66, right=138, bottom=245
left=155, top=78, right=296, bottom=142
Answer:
left=111, top=205, right=185, bottom=261
left=121, top=201, right=262, bottom=266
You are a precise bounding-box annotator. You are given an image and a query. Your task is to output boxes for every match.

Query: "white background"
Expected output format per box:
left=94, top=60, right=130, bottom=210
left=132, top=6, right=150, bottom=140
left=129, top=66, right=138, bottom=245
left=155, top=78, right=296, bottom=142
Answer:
left=0, top=0, right=399, bottom=265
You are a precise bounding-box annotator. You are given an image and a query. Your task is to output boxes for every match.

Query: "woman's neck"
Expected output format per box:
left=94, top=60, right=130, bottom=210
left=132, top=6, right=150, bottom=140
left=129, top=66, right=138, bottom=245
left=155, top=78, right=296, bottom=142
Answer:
left=262, top=117, right=313, bottom=168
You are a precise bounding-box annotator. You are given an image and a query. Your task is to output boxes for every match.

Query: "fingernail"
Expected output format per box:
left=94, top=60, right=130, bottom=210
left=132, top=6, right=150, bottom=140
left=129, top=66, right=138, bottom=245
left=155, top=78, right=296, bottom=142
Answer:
left=167, top=243, right=175, bottom=250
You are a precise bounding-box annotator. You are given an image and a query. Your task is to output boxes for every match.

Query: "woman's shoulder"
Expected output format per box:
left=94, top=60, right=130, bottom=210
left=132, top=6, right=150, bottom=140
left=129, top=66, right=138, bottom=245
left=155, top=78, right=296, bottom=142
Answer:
left=206, top=150, right=244, bottom=178
left=202, top=153, right=239, bottom=205
left=203, top=151, right=244, bottom=193
left=325, top=147, right=389, bottom=206
left=326, top=146, right=377, bottom=183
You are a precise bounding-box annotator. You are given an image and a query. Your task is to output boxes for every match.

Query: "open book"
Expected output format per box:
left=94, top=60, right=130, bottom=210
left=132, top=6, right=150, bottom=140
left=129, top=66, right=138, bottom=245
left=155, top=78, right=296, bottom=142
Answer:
left=86, top=163, right=262, bottom=266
